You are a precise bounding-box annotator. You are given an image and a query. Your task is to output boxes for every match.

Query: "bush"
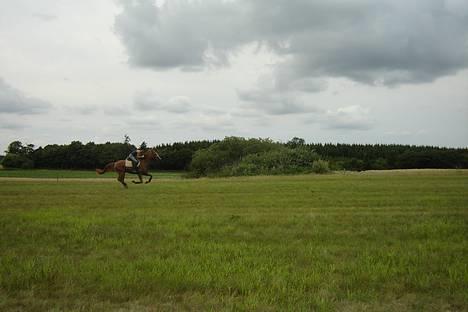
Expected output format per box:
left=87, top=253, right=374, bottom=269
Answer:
left=217, top=146, right=321, bottom=177
left=190, top=137, right=282, bottom=177
left=312, top=160, right=330, bottom=174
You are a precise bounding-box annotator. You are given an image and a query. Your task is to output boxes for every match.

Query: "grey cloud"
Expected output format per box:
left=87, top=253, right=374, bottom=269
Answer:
left=125, top=115, right=164, bottom=129
left=238, top=88, right=319, bottom=115
left=134, top=91, right=163, bottom=111
left=133, top=91, right=192, bottom=113
left=115, top=0, right=468, bottom=86
left=32, top=13, right=57, bottom=22
left=287, top=78, right=328, bottom=93
left=103, top=105, right=129, bottom=116
left=384, top=130, right=426, bottom=136
left=200, top=107, right=227, bottom=116
left=324, top=105, right=374, bottom=131
left=179, top=113, right=236, bottom=132
left=77, top=106, right=97, bottom=115
left=64, top=104, right=98, bottom=115
left=257, top=0, right=468, bottom=87
left=167, top=96, right=191, bottom=113
left=230, top=108, right=260, bottom=118
left=0, top=119, right=25, bottom=130
left=0, top=78, right=51, bottom=114
left=114, top=0, right=249, bottom=70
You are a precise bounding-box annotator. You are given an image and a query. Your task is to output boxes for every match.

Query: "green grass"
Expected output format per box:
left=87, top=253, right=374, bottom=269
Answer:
left=0, top=169, right=182, bottom=179
left=0, top=170, right=467, bottom=311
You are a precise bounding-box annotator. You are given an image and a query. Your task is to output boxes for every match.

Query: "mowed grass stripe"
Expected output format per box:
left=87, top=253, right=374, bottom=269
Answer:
left=0, top=171, right=467, bottom=311
left=0, top=169, right=183, bottom=179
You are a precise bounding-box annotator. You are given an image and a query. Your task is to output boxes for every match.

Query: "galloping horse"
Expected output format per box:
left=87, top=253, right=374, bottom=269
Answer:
left=96, top=148, right=162, bottom=188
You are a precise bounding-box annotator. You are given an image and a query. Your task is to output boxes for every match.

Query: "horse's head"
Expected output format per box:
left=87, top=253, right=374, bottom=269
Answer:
left=148, top=148, right=162, bottom=161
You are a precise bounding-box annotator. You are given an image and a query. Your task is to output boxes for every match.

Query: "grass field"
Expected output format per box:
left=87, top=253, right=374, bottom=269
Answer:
left=0, top=170, right=467, bottom=311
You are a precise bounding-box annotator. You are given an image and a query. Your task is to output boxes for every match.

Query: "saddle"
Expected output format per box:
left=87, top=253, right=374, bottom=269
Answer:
left=125, top=160, right=140, bottom=169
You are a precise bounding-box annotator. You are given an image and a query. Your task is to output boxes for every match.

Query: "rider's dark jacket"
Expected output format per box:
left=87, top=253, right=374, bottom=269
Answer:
left=127, top=149, right=143, bottom=164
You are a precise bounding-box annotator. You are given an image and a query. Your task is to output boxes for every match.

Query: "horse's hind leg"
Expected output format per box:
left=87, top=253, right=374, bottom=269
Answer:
left=118, top=172, right=128, bottom=188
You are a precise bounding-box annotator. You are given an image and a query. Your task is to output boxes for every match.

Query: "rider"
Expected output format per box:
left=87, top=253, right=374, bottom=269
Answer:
left=127, top=144, right=146, bottom=172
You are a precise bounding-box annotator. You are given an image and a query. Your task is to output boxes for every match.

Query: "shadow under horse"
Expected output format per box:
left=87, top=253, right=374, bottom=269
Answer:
left=96, top=148, right=162, bottom=188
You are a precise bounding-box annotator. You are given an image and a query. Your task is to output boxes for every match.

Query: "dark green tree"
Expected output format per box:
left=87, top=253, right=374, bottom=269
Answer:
left=2, top=141, right=35, bottom=168
left=286, top=137, right=305, bottom=148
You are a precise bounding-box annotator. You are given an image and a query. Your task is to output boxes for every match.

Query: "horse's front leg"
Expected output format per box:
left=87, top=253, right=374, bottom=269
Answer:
left=141, top=173, right=153, bottom=184
left=145, top=173, right=153, bottom=184
left=132, top=173, right=143, bottom=184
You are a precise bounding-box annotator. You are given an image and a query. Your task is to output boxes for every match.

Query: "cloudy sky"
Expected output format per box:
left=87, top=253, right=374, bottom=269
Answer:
left=1, top=0, right=467, bottom=152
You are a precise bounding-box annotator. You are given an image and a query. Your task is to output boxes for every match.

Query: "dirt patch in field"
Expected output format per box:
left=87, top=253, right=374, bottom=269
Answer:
left=0, top=177, right=115, bottom=182
left=0, top=177, right=177, bottom=182
left=359, top=169, right=468, bottom=175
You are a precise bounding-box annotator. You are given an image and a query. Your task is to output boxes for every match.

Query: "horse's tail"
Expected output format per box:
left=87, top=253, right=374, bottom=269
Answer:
left=96, top=162, right=114, bottom=175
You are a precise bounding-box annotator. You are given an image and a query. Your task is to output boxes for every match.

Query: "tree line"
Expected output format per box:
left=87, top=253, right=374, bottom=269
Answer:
left=0, top=139, right=217, bottom=170
left=1, top=137, right=467, bottom=172
left=307, top=142, right=468, bottom=171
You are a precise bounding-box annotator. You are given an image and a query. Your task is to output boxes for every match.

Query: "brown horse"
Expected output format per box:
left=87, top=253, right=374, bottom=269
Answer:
left=96, top=148, right=162, bottom=188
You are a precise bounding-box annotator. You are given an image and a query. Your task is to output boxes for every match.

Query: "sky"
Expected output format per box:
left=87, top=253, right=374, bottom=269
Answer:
left=0, top=0, right=467, bottom=153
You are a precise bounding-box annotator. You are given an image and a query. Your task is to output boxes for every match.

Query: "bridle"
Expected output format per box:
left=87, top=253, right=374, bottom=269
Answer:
left=151, top=148, right=162, bottom=160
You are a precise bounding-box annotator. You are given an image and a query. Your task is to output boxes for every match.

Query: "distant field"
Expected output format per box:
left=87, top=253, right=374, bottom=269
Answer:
left=0, top=169, right=183, bottom=179
left=0, top=170, right=467, bottom=311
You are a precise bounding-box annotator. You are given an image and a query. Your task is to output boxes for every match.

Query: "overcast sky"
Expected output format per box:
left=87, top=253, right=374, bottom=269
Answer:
left=1, top=0, right=467, bottom=152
